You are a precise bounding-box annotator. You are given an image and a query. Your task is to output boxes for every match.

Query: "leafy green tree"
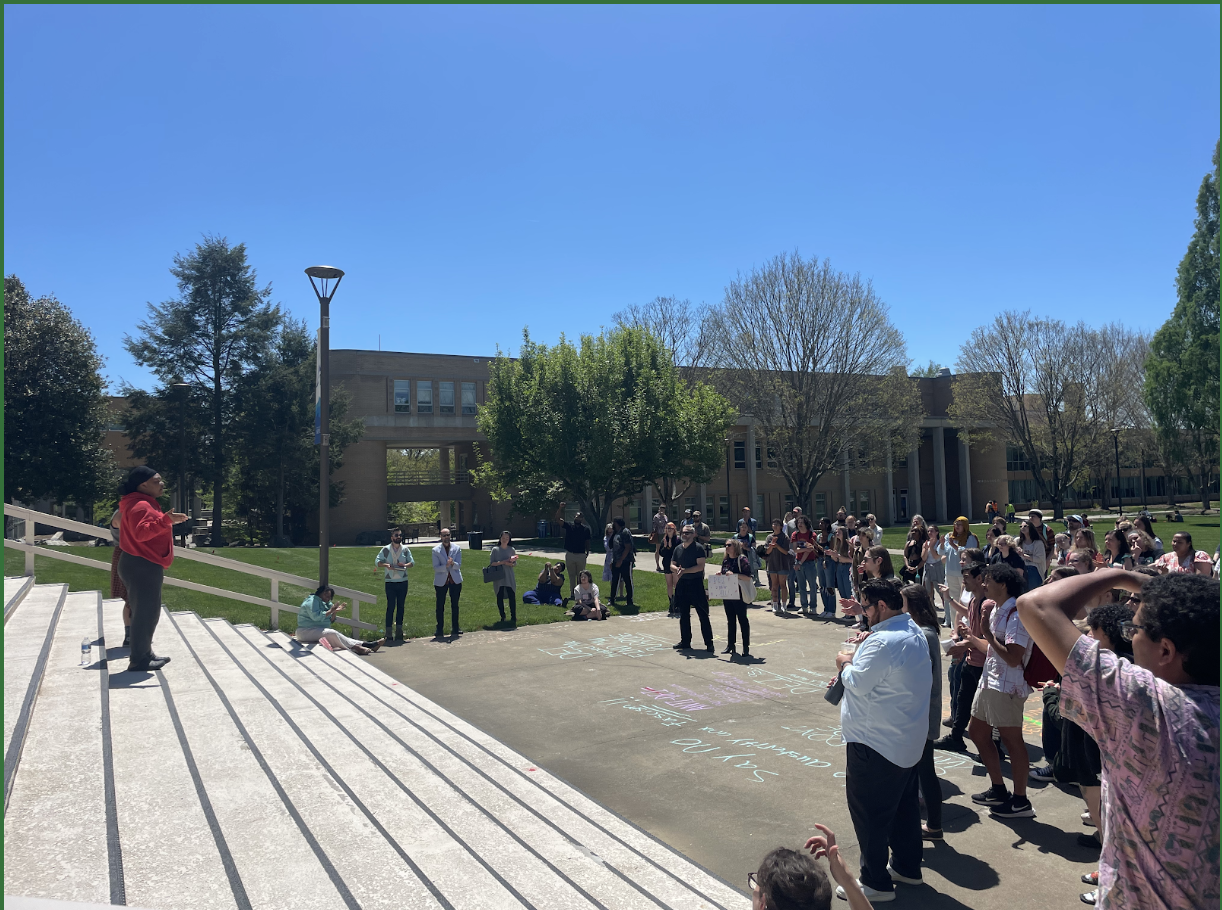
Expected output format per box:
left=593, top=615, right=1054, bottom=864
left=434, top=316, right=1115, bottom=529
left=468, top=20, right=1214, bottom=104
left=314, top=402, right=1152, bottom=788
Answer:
left=474, top=326, right=734, bottom=530
left=3, top=276, right=116, bottom=510
left=228, top=318, right=363, bottom=544
left=125, top=236, right=280, bottom=544
left=1143, top=141, right=1220, bottom=510
left=911, top=360, right=945, bottom=378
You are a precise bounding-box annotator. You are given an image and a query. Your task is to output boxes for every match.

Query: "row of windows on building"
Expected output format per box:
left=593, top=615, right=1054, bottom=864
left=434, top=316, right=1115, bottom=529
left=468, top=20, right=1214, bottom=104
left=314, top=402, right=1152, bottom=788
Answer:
left=561, top=489, right=876, bottom=532
left=392, top=380, right=478, bottom=416
left=1006, top=474, right=1201, bottom=506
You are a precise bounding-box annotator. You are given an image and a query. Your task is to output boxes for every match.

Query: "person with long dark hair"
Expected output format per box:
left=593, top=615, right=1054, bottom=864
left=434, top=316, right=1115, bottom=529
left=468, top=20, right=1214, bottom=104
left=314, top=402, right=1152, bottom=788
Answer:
left=901, top=584, right=945, bottom=840
left=792, top=515, right=820, bottom=614
left=488, top=531, right=519, bottom=625
left=1103, top=529, right=1134, bottom=571
left=660, top=521, right=681, bottom=614
left=720, top=539, right=754, bottom=660
left=297, top=584, right=383, bottom=654
left=1018, top=521, right=1047, bottom=592
left=117, top=466, right=186, bottom=672
left=816, top=517, right=838, bottom=618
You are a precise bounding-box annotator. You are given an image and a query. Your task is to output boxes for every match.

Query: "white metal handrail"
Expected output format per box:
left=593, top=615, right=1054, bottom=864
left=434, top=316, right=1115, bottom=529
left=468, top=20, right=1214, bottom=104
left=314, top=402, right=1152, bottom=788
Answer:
left=4, top=505, right=377, bottom=632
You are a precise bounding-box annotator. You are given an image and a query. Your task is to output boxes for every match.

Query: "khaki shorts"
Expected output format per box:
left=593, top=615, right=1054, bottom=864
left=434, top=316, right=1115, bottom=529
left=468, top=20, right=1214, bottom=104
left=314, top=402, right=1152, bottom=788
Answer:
left=971, top=687, right=1028, bottom=729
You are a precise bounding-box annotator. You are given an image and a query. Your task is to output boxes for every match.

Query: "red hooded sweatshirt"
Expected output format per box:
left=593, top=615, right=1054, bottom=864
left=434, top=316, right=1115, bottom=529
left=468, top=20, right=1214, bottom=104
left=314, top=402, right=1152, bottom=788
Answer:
left=119, top=492, right=175, bottom=568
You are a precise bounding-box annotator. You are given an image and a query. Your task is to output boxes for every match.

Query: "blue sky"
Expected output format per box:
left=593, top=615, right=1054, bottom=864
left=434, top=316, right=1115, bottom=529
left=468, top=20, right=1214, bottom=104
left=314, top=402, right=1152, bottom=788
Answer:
left=5, top=4, right=1219, bottom=391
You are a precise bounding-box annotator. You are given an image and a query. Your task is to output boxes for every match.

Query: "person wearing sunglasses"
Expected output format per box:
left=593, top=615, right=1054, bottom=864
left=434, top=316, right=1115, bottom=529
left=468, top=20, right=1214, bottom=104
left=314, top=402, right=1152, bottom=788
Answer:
left=1016, top=569, right=1219, bottom=910
left=748, top=825, right=871, bottom=910
left=669, top=524, right=714, bottom=652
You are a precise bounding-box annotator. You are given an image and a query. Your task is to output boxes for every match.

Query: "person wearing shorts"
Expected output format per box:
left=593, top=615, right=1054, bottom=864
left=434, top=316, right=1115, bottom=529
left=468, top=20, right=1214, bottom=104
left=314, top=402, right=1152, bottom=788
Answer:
left=966, top=563, right=1035, bottom=819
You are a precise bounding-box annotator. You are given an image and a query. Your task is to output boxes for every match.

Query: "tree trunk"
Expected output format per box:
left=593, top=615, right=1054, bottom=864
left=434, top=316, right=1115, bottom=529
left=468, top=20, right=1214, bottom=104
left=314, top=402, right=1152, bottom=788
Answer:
left=1051, top=497, right=1064, bottom=520
left=1198, top=471, right=1212, bottom=512
left=276, top=457, right=285, bottom=539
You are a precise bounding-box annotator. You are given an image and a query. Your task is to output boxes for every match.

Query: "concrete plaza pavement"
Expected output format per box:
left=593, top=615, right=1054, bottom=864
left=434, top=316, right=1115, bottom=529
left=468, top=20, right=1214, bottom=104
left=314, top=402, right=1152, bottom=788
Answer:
left=374, top=606, right=1102, bottom=909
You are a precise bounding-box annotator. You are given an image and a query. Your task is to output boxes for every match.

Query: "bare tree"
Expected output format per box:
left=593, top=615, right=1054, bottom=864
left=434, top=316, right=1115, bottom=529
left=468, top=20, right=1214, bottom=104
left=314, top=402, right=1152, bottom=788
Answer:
left=1082, top=325, right=1152, bottom=509
left=950, top=312, right=1112, bottom=519
left=705, top=251, right=923, bottom=513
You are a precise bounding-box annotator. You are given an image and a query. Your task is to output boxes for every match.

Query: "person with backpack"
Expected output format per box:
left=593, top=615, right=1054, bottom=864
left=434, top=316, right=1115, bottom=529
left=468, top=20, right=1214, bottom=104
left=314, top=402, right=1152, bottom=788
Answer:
left=964, top=563, right=1043, bottom=819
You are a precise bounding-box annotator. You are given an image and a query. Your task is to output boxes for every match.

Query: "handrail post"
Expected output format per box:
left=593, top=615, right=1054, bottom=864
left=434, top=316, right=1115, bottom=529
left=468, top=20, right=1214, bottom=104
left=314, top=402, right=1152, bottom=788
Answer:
left=352, top=596, right=361, bottom=626
left=270, top=579, right=280, bottom=631
left=23, top=512, right=34, bottom=576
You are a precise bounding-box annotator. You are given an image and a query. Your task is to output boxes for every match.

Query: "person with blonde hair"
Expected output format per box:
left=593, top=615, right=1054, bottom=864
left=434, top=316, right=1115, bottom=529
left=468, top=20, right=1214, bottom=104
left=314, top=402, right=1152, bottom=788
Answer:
left=938, top=517, right=978, bottom=626
left=720, top=539, right=755, bottom=659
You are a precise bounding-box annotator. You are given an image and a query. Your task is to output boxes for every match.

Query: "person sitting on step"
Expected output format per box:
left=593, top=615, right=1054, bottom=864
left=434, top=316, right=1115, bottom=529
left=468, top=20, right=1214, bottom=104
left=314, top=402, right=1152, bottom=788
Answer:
left=296, top=585, right=383, bottom=655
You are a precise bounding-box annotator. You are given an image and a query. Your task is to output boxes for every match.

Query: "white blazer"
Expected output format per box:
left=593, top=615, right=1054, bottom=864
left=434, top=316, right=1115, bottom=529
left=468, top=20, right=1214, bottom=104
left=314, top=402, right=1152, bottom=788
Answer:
left=432, top=543, right=463, bottom=586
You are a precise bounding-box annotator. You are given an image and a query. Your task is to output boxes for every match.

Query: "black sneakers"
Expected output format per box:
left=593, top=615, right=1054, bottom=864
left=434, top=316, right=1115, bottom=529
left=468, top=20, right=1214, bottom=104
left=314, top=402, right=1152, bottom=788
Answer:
left=932, top=735, right=968, bottom=752
left=971, top=784, right=1010, bottom=806
left=990, top=795, right=1035, bottom=818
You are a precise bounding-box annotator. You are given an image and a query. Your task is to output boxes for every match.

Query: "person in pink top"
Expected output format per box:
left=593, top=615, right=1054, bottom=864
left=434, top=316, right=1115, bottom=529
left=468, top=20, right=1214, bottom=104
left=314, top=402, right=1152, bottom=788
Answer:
left=1017, top=569, right=1219, bottom=910
left=1153, top=531, right=1213, bottom=576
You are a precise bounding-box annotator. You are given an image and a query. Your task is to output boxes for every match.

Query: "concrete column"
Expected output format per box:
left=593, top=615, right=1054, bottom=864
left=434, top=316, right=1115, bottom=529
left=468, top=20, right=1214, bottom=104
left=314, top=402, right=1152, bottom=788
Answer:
left=643, top=484, right=652, bottom=526
left=932, top=428, right=948, bottom=523
left=959, top=437, right=973, bottom=521
left=699, top=482, right=708, bottom=523
left=841, top=449, right=852, bottom=514
left=884, top=437, right=894, bottom=527
left=747, top=424, right=758, bottom=511
left=908, top=439, right=923, bottom=519
left=439, top=445, right=451, bottom=532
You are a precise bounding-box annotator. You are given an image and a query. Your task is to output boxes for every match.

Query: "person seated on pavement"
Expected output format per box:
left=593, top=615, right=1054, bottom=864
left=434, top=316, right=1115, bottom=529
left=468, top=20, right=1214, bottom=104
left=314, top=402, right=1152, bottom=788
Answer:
left=749, top=823, right=871, bottom=910
left=568, top=570, right=608, bottom=620
left=296, top=585, right=383, bottom=655
left=1017, top=569, right=1219, bottom=910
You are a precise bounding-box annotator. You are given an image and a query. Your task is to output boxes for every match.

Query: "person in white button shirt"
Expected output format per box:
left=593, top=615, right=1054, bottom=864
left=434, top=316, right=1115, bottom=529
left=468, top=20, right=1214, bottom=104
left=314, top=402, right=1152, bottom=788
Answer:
left=375, top=528, right=415, bottom=642
left=431, top=528, right=463, bottom=640
left=834, top=578, right=932, bottom=903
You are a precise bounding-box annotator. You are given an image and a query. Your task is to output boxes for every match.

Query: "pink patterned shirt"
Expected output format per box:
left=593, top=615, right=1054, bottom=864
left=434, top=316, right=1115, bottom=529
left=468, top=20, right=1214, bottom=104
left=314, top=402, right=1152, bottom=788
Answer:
left=1060, top=635, right=1220, bottom=910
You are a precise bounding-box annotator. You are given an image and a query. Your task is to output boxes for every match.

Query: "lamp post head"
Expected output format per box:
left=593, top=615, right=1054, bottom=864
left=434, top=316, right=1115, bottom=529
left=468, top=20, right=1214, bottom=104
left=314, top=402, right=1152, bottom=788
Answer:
left=305, top=266, right=345, bottom=302
left=172, top=381, right=191, bottom=392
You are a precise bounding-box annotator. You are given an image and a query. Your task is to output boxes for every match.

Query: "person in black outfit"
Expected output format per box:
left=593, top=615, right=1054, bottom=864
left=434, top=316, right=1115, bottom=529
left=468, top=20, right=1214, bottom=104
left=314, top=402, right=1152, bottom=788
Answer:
left=720, top=539, right=753, bottom=660
left=556, top=502, right=592, bottom=599
left=609, top=517, right=636, bottom=609
left=670, top=525, right=714, bottom=652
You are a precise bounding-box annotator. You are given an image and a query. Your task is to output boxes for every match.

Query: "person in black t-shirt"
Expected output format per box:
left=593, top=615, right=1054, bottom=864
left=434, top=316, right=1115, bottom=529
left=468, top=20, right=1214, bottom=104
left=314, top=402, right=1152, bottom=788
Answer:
left=669, top=525, right=714, bottom=652
left=556, top=502, right=592, bottom=598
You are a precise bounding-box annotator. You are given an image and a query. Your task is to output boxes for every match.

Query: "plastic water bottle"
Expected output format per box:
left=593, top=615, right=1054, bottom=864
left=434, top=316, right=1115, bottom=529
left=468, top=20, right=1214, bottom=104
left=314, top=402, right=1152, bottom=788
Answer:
left=80, top=637, right=91, bottom=667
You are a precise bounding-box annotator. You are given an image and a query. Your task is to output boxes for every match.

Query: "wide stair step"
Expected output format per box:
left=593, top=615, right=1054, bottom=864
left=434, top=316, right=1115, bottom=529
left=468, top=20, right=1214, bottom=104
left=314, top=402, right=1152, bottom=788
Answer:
left=4, top=590, right=745, bottom=910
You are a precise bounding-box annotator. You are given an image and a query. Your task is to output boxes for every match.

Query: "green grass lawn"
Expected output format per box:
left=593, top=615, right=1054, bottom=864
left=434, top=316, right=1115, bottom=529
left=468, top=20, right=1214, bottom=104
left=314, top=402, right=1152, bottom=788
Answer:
left=4, top=545, right=736, bottom=640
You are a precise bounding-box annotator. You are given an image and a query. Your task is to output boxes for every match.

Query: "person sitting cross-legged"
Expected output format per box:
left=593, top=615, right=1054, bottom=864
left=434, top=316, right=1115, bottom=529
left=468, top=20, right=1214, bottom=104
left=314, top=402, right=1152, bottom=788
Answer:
left=296, top=585, right=383, bottom=655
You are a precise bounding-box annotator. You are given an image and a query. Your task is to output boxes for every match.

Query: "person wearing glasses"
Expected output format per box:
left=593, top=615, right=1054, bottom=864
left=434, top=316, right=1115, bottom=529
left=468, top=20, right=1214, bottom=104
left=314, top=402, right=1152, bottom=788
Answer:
left=1017, top=569, right=1219, bottom=910
left=749, top=826, right=872, bottom=910
left=833, top=579, right=932, bottom=903
left=375, top=527, right=415, bottom=642
left=669, top=524, right=714, bottom=653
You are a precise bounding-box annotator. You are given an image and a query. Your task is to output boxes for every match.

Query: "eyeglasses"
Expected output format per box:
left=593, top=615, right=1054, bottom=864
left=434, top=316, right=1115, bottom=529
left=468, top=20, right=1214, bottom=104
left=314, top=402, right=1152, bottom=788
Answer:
left=1120, top=620, right=1151, bottom=642
left=747, top=872, right=759, bottom=892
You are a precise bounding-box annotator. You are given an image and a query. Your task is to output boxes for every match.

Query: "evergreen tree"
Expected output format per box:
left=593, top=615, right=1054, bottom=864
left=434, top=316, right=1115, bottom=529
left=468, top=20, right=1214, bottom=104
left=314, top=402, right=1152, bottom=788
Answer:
left=125, top=236, right=280, bottom=544
left=1143, top=141, right=1220, bottom=509
left=3, top=276, right=116, bottom=510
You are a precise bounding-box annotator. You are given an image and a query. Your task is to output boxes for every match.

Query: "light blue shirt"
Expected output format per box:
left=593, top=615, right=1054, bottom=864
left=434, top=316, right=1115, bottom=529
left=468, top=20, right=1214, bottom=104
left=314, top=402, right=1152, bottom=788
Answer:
left=297, top=595, right=333, bottom=631
left=840, top=612, right=932, bottom=768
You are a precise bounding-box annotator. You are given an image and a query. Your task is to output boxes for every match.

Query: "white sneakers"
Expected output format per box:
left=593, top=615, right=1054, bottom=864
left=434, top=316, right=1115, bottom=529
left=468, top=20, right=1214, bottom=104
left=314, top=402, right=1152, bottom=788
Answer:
left=834, top=866, right=923, bottom=903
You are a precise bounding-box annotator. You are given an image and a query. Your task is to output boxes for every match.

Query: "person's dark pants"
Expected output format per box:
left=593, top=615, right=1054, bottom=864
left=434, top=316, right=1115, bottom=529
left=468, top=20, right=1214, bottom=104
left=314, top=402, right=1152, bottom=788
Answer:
left=818, top=556, right=837, bottom=613
left=610, top=562, right=634, bottom=605
left=384, top=580, right=408, bottom=631
left=786, top=568, right=797, bottom=605
left=845, top=742, right=922, bottom=893
left=723, top=599, right=750, bottom=651
left=496, top=586, right=517, bottom=623
left=1041, top=696, right=1061, bottom=766
left=118, top=551, right=164, bottom=666
left=434, top=583, right=460, bottom=636
left=915, top=739, right=943, bottom=830
left=948, top=655, right=964, bottom=719
left=951, top=662, right=984, bottom=740
left=675, top=580, right=713, bottom=648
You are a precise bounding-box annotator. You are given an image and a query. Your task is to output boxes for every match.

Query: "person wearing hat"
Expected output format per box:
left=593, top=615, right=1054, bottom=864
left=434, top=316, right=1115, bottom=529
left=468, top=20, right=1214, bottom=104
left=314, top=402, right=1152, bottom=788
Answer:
left=116, top=466, right=187, bottom=672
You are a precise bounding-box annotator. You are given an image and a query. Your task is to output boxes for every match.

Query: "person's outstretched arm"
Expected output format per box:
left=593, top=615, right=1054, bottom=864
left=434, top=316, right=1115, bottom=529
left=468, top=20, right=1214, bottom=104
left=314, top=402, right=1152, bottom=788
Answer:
left=804, top=825, right=872, bottom=910
left=1016, top=568, right=1144, bottom=674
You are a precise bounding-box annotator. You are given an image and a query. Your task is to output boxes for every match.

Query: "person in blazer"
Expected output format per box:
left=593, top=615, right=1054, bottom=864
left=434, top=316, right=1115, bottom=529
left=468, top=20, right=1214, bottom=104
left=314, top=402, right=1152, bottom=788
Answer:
left=431, top=528, right=463, bottom=639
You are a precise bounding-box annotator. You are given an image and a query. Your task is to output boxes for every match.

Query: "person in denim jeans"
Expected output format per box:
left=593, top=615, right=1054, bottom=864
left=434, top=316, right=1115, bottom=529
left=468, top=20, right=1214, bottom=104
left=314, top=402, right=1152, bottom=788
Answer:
left=792, top=515, right=820, bottom=613
left=816, top=518, right=838, bottom=616
left=831, top=526, right=855, bottom=604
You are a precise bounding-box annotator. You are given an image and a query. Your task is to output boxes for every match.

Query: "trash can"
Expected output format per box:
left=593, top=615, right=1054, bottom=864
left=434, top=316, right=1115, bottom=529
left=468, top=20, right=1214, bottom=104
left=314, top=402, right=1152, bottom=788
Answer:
left=536, top=519, right=548, bottom=539
left=467, top=531, right=483, bottom=550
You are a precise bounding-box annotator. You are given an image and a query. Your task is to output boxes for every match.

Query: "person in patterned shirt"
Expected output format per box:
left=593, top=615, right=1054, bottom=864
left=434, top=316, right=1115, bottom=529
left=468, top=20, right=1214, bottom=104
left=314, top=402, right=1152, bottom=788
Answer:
left=1152, top=531, right=1213, bottom=576
left=1016, top=569, right=1219, bottom=910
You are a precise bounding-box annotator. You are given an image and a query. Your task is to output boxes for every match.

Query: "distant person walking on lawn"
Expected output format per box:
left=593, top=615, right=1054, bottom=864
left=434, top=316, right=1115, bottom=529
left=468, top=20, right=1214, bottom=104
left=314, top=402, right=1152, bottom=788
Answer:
left=610, top=517, right=637, bottom=609
left=431, top=528, right=463, bottom=639
left=375, top=527, right=414, bottom=642
left=651, top=503, right=669, bottom=571
left=117, top=466, right=187, bottom=672
left=556, top=502, right=592, bottom=598
left=296, top=585, right=383, bottom=654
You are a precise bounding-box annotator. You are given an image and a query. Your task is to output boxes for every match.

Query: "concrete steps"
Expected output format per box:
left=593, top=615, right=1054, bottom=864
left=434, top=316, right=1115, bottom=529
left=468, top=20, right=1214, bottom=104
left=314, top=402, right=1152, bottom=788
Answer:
left=3, top=584, right=746, bottom=910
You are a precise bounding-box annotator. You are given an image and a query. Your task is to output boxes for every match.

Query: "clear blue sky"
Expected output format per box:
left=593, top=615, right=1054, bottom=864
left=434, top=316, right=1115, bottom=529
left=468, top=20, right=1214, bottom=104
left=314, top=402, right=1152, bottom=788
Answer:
left=5, top=4, right=1219, bottom=392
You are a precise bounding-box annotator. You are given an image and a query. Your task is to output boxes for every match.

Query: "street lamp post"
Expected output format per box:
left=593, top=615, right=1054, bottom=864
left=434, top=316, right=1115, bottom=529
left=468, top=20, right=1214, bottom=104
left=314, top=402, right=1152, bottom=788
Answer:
left=306, top=266, right=345, bottom=587
left=173, top=381, right=191, bottom=547
left=1110, top=427, right=1123, bottom=517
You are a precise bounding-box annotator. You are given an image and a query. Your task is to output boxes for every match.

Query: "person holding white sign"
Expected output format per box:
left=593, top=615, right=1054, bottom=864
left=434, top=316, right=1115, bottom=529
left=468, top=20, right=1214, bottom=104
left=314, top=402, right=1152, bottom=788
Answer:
left=718, top=539, right=755, bottom=660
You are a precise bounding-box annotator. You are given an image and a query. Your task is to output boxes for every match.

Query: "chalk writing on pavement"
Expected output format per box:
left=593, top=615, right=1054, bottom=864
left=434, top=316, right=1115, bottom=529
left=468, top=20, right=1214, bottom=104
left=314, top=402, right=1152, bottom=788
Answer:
left=600, top=696, right=699, bottom=728
left=779, top=724, right=976, bottom=777
left=538, top=632, right=673, bottom=660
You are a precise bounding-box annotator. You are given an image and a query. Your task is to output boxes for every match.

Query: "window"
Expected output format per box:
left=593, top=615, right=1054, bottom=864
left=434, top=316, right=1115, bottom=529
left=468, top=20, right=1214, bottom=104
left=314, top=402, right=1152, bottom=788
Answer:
left=684, top=497, right=696, bottom=516
left=1007, top=478, right=1040, bottom=505
left=393, top=380, right=411, bottom=413
left=734, top=441, right=746, bottom=469
left=814, top=493, right=827, bottom=520
left=755, top=494, right=765, bottom=522
left=766, top=447, right=777, bottom=469
left=896, top=454, right=908, bottom=469
left=458, top=454, right=468, bottom=471
left=784, top=494, right=795, bottom=514
left=1006, top=445, right=1030, bottom=472
left=416, top=381, right=433, bottom=414
left=461, top=382, right=477, bottom=415
left=706, top=497, right=716, bottom=524
left=719, top=496, right=729, bottom=530
left=755, top=445, right=763, bottom=469
left=856, top=490, right=871, bottom=514
left=439, top=381, right=455, bottom=414
left=628, top=499, right=641, bottom=529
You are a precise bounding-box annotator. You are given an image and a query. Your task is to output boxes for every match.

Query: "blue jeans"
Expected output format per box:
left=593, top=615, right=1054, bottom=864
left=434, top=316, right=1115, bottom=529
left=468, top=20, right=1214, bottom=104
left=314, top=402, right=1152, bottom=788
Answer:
left=948, top=655, right=964, bottom=718
left=796, top=561, right=819, bottom=609
left=818, top=557, right=838, bottom=613
left=786, top=569, right=797, bottom=605
left=1024, top=565, right=1043, bottom=593
left=836, top=562, right=854, bottom=601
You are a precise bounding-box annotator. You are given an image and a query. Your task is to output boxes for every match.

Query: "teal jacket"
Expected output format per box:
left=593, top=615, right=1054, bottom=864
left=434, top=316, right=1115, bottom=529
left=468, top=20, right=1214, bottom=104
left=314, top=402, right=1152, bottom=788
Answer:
left=298, top=594, right=333, bottom=630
